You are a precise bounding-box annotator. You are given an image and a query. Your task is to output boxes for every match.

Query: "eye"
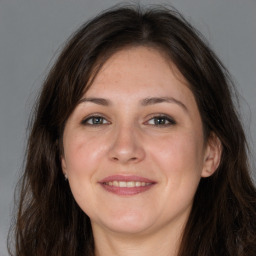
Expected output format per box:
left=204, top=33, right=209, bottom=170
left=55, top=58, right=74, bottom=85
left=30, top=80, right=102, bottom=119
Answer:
left=81, top=115, right=110, bottom=126
left=146, top=115, right=176, bottom=127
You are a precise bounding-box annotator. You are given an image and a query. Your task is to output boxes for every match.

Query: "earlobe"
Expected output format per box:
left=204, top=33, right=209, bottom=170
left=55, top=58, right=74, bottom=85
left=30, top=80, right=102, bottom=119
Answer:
left=61, top=156, right=67, bottom=171
left=61, top=157, right=68, bottom=180
left=201, top=133, right=222, bottom=178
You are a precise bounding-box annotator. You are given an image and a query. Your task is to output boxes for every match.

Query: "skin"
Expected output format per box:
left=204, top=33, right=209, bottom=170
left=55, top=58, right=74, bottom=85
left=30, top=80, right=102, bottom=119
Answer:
left=61, top=46, right=221, bottom=256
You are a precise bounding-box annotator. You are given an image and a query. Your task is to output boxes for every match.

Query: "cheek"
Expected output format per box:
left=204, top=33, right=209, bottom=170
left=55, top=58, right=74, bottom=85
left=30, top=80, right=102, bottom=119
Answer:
left=62, top=133, right=104, bottom=214
left=63, top=132, right=106, bottom=176
left=149, top=132, right=204, bottom=186
left=139, top=132, right=204, bottom=221
left=155, top=130, right=203, bottom=162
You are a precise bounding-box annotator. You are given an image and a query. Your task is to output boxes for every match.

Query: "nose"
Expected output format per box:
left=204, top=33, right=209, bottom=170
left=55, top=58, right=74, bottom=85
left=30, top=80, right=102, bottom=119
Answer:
left=108, top=124, right=145, bottom=164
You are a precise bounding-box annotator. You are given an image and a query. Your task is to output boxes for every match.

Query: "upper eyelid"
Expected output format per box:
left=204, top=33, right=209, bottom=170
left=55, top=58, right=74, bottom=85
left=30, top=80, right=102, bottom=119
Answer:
left=80, top=113, right=176, bottom=123
left=145, top=113, right=176, bottom=121
left=143, top=114, right=177, bottom=127
left=82, top=113, right=109, bottom=119
left=81, top=113, right=110, bottom=124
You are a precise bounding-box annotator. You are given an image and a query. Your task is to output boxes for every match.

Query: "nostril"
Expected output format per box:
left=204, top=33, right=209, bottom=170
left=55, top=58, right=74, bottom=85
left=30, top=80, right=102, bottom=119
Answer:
left=111, top=155, right=139, bottom=163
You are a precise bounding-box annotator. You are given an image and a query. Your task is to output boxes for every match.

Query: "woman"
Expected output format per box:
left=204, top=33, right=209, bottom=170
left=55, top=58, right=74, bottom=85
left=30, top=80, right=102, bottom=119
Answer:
left=9, top=5, right=256, bottom=256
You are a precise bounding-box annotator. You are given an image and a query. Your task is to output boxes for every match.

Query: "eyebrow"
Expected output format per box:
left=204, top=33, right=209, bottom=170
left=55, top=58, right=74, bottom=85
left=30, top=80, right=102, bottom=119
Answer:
left=140, top=97, right=188, bottom=112
left=78, top=96, right=188, bottom=112
left=78, top=97, right=111, bottom=106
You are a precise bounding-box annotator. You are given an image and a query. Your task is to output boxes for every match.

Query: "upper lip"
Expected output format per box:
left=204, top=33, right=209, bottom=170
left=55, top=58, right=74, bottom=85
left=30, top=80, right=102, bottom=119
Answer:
left=99, top=175, right=156, bottom=183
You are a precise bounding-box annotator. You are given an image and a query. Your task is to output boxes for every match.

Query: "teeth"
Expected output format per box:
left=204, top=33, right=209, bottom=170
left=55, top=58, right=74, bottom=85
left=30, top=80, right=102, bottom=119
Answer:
left=127, top=181, right=134, bottom=187
left=119, top=181, right=126, bottom=187
left=135, top=181, right=141, bottom=187
left=104, top=181, right=151, bottom=187
left=113, top=181, right=119, bottom=186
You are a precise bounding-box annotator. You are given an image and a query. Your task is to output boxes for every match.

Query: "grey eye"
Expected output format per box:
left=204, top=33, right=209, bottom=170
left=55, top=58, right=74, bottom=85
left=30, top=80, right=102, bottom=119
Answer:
left=147, top=116, right=176, bottom=126
left=82, top=116, right=109, bottom=125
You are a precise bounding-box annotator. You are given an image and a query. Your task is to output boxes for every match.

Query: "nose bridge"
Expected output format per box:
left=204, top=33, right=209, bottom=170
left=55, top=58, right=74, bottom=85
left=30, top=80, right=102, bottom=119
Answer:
left=108, top=120, right=145, bottom=164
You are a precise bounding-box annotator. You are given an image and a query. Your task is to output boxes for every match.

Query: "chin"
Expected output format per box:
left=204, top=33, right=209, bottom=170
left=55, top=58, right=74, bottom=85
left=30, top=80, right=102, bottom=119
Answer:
left=92, top=211, right=155, bottom=235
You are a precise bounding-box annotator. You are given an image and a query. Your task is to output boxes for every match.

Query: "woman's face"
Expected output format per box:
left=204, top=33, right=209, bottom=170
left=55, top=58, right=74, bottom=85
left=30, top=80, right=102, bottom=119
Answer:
left=62, top=46, right=218, bottom=237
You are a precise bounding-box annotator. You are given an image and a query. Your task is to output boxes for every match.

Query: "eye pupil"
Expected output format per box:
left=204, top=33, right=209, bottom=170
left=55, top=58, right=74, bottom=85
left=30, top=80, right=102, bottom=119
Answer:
left=93, top=117, right=103, bottom=124
left=155, top=117, right=167, bottom=125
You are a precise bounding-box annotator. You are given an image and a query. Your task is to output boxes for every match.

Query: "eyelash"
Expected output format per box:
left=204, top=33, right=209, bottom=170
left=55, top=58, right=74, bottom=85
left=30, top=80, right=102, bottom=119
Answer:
left=81, top=114, right=176, bottom=127
left=145, top=115, right=176, bottom=127
left=81, top=115, right=110, bottom=126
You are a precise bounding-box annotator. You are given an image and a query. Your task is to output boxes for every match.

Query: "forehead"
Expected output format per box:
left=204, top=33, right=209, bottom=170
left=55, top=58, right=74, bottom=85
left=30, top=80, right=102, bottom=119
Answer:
left=85, top=46, right=192, bottom=100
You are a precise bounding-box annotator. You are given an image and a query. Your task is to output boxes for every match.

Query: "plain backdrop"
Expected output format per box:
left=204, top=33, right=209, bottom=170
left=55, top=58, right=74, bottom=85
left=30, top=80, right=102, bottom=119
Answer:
left=0, top=0, right=255, bottom=255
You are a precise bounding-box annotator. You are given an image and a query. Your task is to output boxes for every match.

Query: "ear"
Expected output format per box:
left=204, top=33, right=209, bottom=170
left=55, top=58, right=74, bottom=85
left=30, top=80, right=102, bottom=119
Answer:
left=61, top=155, right=68, bottom=177
left=61, top=156, right=67, bottom=170
left=201, top=133, right=222, bottom=178
left=61, top=157, right=69, bottom=180
left=58, top=139, right=68, bottom=179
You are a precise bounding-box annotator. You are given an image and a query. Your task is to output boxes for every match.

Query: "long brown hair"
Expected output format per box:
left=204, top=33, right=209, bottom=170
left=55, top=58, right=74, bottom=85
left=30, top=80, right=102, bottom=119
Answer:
left=9, top=5, right=256, bottom=256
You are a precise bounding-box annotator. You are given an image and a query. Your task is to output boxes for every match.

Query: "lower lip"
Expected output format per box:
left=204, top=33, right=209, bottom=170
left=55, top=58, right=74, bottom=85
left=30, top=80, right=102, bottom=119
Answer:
left=100, top=183, right=155, bottom=196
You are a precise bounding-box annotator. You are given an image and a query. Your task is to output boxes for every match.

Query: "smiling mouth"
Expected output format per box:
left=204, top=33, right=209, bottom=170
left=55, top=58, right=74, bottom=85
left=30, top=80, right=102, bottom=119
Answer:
left=99, top=175, right=156, bottom=196
left=103, top=181, right=152, bottom=187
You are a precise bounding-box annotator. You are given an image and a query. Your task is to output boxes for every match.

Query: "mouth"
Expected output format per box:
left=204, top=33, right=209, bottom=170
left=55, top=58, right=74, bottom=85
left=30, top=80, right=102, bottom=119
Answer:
left=103, top=181, right=152, bottom=187
left=99, top=175, right=156, bottom=196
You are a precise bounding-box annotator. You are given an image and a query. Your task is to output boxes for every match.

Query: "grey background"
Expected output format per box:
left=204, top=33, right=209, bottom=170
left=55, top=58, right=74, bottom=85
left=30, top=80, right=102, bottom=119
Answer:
left=1, top=0, right=255, bottom=255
